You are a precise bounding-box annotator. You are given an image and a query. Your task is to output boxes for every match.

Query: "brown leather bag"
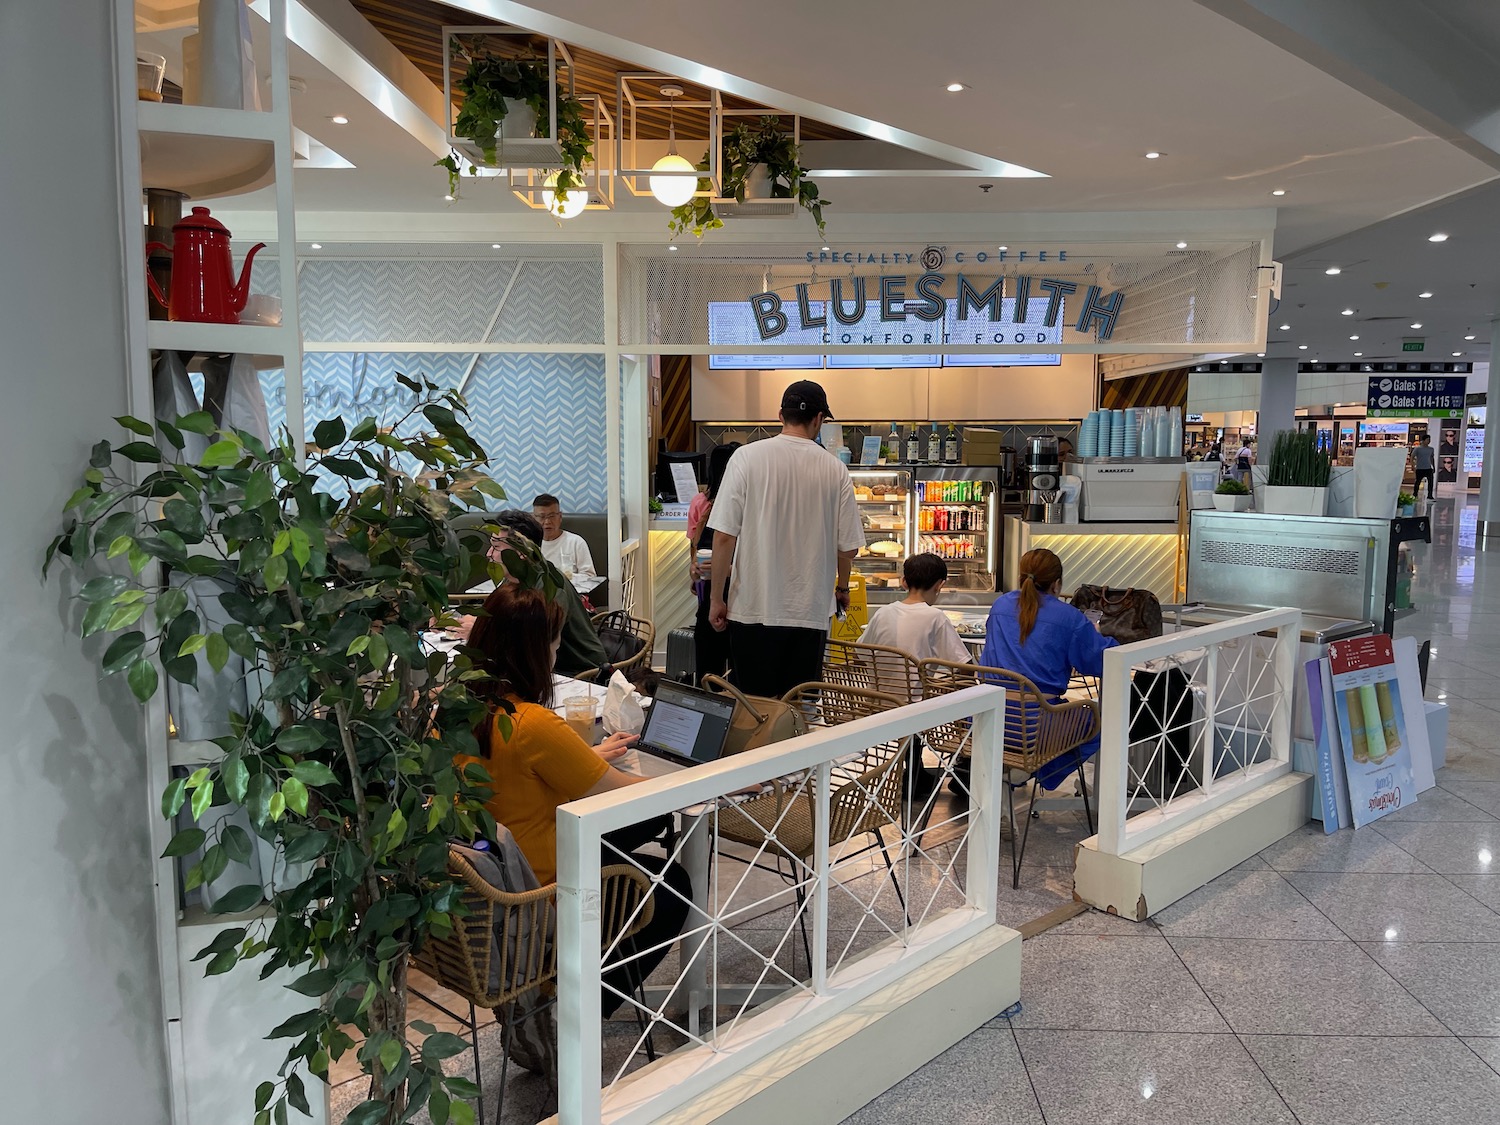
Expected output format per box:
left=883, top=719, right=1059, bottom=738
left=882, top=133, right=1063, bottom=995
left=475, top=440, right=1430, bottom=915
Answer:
left=700, top=675, right=808, bottom=755
left=1070, top=584, right=1163, bottom=644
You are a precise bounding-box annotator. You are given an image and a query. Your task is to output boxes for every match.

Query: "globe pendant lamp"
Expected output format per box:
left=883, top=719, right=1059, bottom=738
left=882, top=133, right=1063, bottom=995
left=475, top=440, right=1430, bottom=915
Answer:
left=541, top=172, right=587, bottom=220
left=650, top=85, right=698, bottom=208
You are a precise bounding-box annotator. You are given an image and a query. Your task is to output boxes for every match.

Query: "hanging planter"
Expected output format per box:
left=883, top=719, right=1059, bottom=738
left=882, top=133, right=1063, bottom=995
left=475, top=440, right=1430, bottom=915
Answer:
left=669, top=115, right=828, bottom=238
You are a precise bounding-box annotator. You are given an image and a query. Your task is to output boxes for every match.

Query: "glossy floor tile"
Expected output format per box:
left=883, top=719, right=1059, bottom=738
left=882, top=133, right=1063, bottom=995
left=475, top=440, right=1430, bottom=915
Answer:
left=840, top=1028, right=1045, bottom=1125
left=1361, top=941, right=1500, bottom=1036
left=1257, top=822, right=1431, bottom=873
left=1284, top=871, right=1500, bottom=941
left=1152, top=867, right=1345, bottom=940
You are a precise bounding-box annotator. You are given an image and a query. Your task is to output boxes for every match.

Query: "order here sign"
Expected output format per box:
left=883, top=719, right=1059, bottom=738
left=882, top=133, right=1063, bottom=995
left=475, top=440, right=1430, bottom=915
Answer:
left=1366, top=375, right=1467, bottom=418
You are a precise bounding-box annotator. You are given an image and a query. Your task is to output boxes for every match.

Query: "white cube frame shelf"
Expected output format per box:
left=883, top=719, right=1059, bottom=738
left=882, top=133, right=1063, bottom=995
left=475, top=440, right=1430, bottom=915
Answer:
left=616, top=72, right=723, bottom=200
left=442, top=25, right=576, bottom=171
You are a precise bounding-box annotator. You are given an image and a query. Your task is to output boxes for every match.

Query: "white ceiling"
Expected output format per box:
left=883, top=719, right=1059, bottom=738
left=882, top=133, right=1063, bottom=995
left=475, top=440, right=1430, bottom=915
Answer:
left=200, top=0, right=1500, bottom=368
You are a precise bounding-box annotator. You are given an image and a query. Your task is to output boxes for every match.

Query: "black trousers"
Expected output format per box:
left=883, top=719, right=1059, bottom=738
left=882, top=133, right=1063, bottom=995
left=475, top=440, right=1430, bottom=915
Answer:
left=599, top=817, right=691, bottom=1018
left=1413, top=468, right=1434, bottom=499
left=694, top=579, right=733, bottom=682
left=728, top=621, right=826, bottom=699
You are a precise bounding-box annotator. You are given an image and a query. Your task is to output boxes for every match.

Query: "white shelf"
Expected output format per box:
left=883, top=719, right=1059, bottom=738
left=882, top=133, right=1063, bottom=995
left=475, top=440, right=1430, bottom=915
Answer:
left=138, top=101, right=283, bottom=142
left=149, top=319, right=295, bottom=358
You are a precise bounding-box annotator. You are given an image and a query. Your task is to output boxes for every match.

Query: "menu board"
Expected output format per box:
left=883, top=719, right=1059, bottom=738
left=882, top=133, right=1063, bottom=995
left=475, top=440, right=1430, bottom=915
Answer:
left=943, top=296, right=1063, bottom=367
left=1465, top=427, right=1485, bottom=475
left=826, top=300, right=941, bottom=369
left=707, top=301, right=824, bottom=370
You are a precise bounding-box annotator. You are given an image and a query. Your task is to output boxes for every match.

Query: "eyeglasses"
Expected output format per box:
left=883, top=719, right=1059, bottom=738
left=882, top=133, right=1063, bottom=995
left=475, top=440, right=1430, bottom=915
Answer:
left=534, top=510, right=563, bottom=522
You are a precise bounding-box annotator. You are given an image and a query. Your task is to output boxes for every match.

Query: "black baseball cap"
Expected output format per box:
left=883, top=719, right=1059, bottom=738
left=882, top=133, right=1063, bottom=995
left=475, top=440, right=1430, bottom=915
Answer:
left=781, top=379, right=835, bottom=419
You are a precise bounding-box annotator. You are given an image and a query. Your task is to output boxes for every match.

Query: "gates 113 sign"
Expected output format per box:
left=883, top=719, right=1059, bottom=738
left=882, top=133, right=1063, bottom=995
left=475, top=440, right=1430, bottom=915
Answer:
left=1366, top=375, right=1467, bottom=418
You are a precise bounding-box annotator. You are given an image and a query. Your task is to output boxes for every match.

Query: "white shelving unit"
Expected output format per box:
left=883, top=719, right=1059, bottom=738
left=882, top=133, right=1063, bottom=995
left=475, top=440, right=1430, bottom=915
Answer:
left=114, top=3, right=315, bottom=1123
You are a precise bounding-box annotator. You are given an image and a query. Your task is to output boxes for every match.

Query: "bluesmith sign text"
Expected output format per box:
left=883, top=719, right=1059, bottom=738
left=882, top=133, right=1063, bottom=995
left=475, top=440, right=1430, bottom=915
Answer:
left=748, top=272, right=1126, bottom=343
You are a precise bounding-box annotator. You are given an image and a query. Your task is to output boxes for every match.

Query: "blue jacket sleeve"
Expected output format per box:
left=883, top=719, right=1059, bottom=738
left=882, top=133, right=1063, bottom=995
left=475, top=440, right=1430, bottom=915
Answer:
left=1067, top=612, right=1118, bottom=678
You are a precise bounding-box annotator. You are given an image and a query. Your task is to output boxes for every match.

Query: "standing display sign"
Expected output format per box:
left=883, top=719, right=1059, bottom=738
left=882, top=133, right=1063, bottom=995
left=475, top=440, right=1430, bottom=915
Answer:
left=1366, top=375, right=1466, bottom=418
left=1325, top=635, right=1416, bottom=828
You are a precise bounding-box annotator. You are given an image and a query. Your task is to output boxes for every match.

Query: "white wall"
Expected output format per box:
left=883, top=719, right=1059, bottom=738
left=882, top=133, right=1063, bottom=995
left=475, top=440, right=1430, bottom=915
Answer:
left=691, top=355, right=1096, bottom=421
left=0, top=1, right=170, bottom=1119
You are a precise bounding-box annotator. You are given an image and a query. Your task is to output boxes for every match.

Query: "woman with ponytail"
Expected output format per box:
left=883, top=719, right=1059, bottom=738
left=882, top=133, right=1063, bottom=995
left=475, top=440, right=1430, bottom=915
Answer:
left=979, top=548, right=1117, bottom=788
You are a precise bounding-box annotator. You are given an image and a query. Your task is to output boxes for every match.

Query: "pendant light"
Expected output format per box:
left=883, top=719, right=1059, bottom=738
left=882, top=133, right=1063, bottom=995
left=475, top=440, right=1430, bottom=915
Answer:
left=650, top=85, right=698, bottom=208
left=541, top=172, right=587, bottom=220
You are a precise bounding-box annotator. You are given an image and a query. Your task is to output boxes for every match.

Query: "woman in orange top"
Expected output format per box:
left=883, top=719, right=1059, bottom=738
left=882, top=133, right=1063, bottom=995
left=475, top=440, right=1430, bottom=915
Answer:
left=467, top=585, right=691, bottom=1015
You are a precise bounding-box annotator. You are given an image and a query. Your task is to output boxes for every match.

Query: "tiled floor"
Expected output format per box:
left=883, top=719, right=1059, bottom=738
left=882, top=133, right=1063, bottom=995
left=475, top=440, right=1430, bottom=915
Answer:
left=856, top=493, right=1500, bottom=1124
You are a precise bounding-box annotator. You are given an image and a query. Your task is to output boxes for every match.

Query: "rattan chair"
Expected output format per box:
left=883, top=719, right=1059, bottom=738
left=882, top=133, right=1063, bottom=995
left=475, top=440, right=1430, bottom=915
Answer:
left=409, top=847, right=655, bottom=1125
left=822, top=638, right=924, bottom=704
left=715, top=682, right=909, bottom=968
left=576, top=610, right=655, bottom=681
left=918, top=659, right=1102, bottom=888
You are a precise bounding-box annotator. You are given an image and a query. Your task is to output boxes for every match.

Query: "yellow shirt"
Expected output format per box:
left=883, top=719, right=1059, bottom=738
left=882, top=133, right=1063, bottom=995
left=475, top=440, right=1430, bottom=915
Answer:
left=470, top=698, right=608, bottom=885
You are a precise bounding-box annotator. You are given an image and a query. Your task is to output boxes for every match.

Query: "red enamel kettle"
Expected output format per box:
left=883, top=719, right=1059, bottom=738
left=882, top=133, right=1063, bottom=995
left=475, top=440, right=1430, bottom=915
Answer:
left=145, top=206, right=266, bottom=324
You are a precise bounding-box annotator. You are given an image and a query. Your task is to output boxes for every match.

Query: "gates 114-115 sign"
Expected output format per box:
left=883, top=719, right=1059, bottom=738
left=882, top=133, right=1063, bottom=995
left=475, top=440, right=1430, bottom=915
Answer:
left=746, top=272, right=1128, bottom=343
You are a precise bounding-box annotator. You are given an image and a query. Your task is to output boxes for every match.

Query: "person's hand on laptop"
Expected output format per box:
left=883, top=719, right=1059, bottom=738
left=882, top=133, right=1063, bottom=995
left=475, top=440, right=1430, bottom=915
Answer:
left=596, top=731, right=639, bottom=762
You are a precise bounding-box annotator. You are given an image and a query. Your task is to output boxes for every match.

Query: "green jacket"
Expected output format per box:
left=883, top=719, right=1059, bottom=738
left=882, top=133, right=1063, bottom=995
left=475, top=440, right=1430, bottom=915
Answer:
left=549, top=564, right=609, bottom=678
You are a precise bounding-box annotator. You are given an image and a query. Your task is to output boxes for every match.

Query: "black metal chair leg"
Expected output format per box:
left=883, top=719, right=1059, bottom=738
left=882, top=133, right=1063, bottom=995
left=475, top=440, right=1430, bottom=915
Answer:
left=1005, top=781, right=1020, bottom=889
left=494, top=1000, right=520, bottom=1125
left=794, top=883, right=813, bottom=975
left=874, top=826, right=910, bottom=926
left=1014, top=778, right=1041, bottom=889
left=470, top=998, right=485, bottom=1125
left=1077, top=759, right=1095, bottom=834
left=630, top=973, right=658, bottom=1063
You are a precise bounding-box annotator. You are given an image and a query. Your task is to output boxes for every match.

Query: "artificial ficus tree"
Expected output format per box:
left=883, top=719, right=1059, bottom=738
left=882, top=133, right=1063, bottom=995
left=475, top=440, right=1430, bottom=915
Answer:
left=45, top=376, right=541, bottom=1125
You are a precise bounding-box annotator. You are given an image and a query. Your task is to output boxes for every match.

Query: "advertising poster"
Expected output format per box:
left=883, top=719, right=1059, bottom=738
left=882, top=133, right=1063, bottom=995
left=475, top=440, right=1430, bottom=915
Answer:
left=1438, top=419, right=1462, bottom=482
left=1326, top=635, right=1416, bottom=828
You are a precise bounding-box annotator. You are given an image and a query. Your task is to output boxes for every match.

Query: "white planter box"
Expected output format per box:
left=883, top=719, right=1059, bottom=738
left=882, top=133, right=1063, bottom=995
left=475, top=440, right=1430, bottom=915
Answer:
left=1212, top=493, right=1253, bottom=511
left=1261, top=484, right=1328, bottom=516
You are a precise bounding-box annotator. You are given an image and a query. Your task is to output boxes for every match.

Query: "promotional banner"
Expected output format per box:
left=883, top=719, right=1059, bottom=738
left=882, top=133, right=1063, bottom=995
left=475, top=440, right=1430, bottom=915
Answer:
left=1325, top=635, right=1416, bottom=829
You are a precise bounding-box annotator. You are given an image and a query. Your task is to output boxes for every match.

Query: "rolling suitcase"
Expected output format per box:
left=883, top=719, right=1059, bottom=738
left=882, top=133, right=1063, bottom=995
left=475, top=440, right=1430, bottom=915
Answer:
left=665, top=628, right=697, bottom=684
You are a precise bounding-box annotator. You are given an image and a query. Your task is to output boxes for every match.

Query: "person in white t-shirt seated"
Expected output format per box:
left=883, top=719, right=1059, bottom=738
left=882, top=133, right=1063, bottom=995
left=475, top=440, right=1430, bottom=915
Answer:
left=860, top=553, right=971, bottom=665
left=531, top=493, right=606, bottom=608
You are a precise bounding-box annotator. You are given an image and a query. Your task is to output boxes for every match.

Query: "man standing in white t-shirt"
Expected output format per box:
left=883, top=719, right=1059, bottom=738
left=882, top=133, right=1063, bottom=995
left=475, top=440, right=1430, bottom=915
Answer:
left=708, top=380, right=863, bottom=697
left=532, top=492, right=606, bottom=607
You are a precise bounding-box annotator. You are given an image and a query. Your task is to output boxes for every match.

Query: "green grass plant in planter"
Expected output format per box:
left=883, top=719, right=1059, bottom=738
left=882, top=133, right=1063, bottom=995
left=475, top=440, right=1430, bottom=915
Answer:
left=1266, top=429, right=1332, bottom=488
left=437, top=36, right=593, bottom=207
left=44, top=377, right=559, bottom=1125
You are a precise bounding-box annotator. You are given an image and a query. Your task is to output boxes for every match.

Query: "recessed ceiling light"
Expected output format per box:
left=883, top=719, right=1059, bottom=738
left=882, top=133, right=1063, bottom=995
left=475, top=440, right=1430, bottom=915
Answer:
left=1176, top=241, right=1188, bottom=248
left=669, top=245, right=678, bottom=251
left=1420, top=291, right=1433, bottom=298
left=1465, top=334, right=1477, bottom=340
left=309, top=242, right=321, bottom=250
left=1325, top=267, right=1341, bottom=275
left=1349, top=335, right=1359, bottom=340
left=1271, top=189, right=1286, bottom=196
left=1298, top=344, right=1308, bottom=350
left=1341, top=308, right=1355, bottom=316
left=491, top=243, right=502, bottom=249
left=821, top=245, right=830, bottom=251
left=1453, top=351, right=1463, bottom=357
left=998, top=245, right=1008, bottom=250
left=1279, top=323, right=1291, bottom=331
left=946, top=82, right=966, bottom=92
left=330, top=114, right=349, bottom=125
left=1411, top=322, right=1423, bottom=329
left=1256, top=352, right=1265, bottom=357
left=1428, top=233, right=1449, bottom=242
left=1354, top=352, right=1363, bottom=357
left=443, top=194, right=454, bottom=202
left=1145, top=151, right=1163, bottom=159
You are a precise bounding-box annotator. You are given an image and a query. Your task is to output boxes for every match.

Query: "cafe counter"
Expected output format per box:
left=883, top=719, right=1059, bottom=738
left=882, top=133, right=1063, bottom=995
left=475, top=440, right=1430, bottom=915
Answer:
left=1002, top=516, right=1183, bottom=602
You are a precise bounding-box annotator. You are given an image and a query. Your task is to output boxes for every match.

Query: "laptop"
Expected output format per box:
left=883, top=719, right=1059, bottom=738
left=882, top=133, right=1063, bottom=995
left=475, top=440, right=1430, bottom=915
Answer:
left=633, top=680, right=738, bottom=769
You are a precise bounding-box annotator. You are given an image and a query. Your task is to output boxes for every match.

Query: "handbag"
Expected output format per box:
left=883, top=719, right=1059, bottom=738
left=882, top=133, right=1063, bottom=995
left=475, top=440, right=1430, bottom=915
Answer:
left=1070, top=584, right=1163, bottom=644
left=700, top=674, right=808, bottom=755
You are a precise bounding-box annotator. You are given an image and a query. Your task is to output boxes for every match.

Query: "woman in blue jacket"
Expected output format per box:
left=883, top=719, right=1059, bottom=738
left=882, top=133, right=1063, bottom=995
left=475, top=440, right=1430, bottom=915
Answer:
left=981, top=547, right=1117, bottom=789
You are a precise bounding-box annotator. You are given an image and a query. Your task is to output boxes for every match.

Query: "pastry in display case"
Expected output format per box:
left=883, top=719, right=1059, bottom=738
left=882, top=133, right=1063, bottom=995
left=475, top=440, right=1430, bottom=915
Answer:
left=849, top=468, right=912, bottom=592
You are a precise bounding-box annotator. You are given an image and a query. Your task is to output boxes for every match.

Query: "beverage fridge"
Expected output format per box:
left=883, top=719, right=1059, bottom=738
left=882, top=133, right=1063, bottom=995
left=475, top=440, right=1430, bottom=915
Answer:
left=913, top=466, right=999, bottom=591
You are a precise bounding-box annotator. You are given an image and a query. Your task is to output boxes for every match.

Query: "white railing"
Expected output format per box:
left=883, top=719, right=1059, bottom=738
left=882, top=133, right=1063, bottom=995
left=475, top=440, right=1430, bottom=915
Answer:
left=1096, top=607, right=1301, bottom=856
left=554, top=685, right=1006, bottom=1125
left=618, top=537, right=640, bottom=616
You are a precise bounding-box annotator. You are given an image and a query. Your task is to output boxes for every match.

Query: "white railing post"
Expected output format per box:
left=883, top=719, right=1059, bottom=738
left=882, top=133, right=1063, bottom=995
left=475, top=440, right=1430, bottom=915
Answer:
left=556, top=808, right=603, bottom=1125
left=1271, top=620, right=1299, bottom=766
left=1096, top=648, right=1130, bottom=855
left=964, top=691, right=1004, bottom=920
left=810, top=760, right=832, bottom=993
left=1200, top=642, right=1219, bottom=796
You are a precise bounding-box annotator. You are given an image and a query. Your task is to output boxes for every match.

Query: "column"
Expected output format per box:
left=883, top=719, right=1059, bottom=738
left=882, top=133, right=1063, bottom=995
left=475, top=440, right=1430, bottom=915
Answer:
left=1257, top=357, right=1299, bottom=439
left=1478, top=315, right=1500, bottom=541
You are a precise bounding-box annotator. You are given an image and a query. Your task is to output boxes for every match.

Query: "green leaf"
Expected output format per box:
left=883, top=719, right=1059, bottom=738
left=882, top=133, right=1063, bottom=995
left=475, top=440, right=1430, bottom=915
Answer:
left=177, top=634, right=207, bottom=658
left=367, top=632, right=389, bottom=670
left=286, top=967, right=336, bottom=997
left=161, top=827, right=205, bottom=858
left=275, top=725, right=326, bottom=755
left=268, top=790, right=286, bottom=822
left=63, top=484, right=96, bottom=512
left=162, top=777, right=188, bottom=819
left=379, top=1036, right=402, bottom=1075
left=157, top=419, right=185, bottom=450
left=385, top=807, right=406, bottom=848
left=290, top=761, right=338, bottom=787
left=346, top=635, right=370, bottom=656
left=242, top=470, right=273, bottom=508
left=344, top=1103, right=390, bottom=1125
left=428, top=1088, right=451, bottom=1125
left=281, top=776, right=309, bottom=816
left=161, top=497, right=207, bottom=541
left=222, top=623, right=257, bottom=661
left=207, top=883, right=264, bottom=915
left=313, top=418, right=347, bottom=448
left=126, top=657, right=158, bottom=702
left=271, top=530, right=291, bottom=557
left=190, top=778, right=214, bottom=821
left=116, top=441, right=163, bottom=463
left=128, top=542, right=151, bottom=576
left=81, top=575, right=128, bottom=603
left=450, top=1100, right=476, bottom=1125
left=80, top=599, right=113, bottom=637
left=154, top=586, right=188, bottom=626
left=102, top=630, right=146, bottom=675
left=106, top=534, right=132, bottom=559
left=285, top=1073, right=310, bottom=1118
left=263, top=554, right=288, bottom=591
left=200, top=440, right=243, bottom=468
left=350, top=417, right=378, bottom=441
left=89, top=439, right=113, bottom=468
left=220, top=823, right=253, bottom=865
left=419, top=1031, right=470, bottom=1062
left=177, top=411, right=216, bottom=435
left=205, top=633, right=229, bottom=673
left=246, top=773, right=274, bottom=826
left=204, top=948, right=238, bottom=976
left=288, top=527, right=311, bottom=570
left=221, top=755, right=249, bottom=803
left=106, top=601, right=147, bottom=632
left=199, top=843, right=228, bottom=885
left=255, top=1080, right=276, bottom=1113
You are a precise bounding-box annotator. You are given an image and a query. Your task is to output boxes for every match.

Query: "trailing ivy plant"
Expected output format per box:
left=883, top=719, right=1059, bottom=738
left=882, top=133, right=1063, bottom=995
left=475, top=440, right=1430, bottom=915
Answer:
left=437, top=35, right=593, bottom=206
left=43, top=377, right=545, bottom=1125
left=669, top=116, right=829, bottom=239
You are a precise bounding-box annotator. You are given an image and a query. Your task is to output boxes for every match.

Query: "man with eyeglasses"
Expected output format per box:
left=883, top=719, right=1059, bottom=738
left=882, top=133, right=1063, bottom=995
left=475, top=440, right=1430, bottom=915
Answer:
left=531, top=493, right=606, bottom=609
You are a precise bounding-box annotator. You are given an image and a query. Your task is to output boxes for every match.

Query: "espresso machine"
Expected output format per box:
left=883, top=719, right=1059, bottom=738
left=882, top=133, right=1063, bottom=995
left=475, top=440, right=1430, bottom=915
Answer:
left=1023, top=436, right=1062, bottom=522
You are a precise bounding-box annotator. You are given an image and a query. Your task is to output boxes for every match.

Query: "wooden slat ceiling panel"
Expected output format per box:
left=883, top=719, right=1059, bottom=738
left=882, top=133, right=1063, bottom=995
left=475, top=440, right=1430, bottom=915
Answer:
left=349, top=0, right=860, bottom=142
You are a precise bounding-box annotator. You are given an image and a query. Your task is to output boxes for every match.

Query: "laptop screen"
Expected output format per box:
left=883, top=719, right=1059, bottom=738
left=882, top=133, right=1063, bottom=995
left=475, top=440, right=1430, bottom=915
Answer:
left=641, top=682, right=738, bottom=764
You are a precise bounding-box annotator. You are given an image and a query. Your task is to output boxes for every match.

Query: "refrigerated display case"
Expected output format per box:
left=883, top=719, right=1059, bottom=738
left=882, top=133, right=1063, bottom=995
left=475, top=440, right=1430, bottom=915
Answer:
left=913, top=466, right=998, bottom=592
left=849, top=469, right=912, bottom=596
